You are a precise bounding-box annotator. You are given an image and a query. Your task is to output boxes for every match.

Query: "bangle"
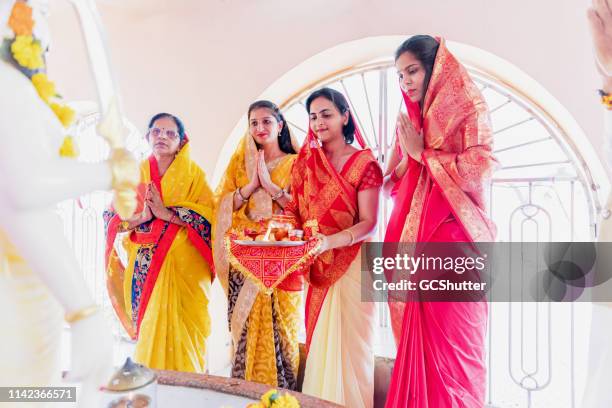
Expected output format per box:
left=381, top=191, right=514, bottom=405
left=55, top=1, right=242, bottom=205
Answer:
left=599, top=89, right=612, bottom=110
left=271, top=187, right=285, bottom=201
left=345, top=229, right=355, bottom=246
left=169, top=211, right=177, bottom=224
left=65, top=305, right=98, bottom=324
left=236, top=187, right=248, bottom=202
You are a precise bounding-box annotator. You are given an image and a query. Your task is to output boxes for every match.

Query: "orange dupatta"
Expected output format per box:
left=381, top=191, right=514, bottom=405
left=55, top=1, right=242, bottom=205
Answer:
left=286, top=123, right=379, bottom=351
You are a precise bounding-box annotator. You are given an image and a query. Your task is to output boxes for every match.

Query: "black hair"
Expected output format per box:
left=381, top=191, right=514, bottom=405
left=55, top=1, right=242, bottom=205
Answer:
left=395, top=35, right=440, bottom=99
left=305, top=87, right=355, bottom=144
left=247, top=100, right=296, bottom=154
left=147, top=112, right=186, bottom=141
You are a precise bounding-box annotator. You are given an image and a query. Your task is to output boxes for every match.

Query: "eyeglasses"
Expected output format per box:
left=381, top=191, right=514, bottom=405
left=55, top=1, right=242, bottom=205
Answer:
left=148, top=127, right=179, bottom=140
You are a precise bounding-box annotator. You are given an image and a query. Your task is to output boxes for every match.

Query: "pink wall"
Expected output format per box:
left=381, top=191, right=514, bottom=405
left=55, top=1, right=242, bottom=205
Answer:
left=46, top=0, right=602, bottom=177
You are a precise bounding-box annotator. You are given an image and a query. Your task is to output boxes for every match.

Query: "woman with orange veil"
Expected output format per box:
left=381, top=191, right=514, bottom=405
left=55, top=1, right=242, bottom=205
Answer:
left=285, top=88, right=382, bottom=408
left=383, top=36, right=498, bottom=407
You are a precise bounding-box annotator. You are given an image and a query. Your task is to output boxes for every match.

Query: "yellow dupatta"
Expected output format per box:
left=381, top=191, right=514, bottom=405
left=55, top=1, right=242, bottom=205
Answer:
left=105, top=143, right=215, bottom=372
left=213, top=133, right=297, bottom=363
left=213, top=134, right=296, bottom=290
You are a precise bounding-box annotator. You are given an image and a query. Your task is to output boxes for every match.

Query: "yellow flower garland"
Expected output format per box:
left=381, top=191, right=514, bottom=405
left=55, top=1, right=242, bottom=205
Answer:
left=31, top=72, right=56, bottom=102
left=247, top=389, right=300, bottom=408
left=50, top=102, right=76, bottom=128
left=10, top=35, right=43, bottom=70
left=5, top=1, right=77, bottom=158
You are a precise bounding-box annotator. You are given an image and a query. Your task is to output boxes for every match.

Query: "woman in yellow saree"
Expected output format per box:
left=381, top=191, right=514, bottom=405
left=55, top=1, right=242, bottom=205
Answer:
left=214, top=100, right=301, bottom=389
left=105, top=113, right=215, bottom=373
left=285, top=88, right=383, bottom=408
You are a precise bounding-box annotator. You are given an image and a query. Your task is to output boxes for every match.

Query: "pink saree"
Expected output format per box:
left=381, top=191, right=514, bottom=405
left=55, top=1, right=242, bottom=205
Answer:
left=384, top=38, right=497, bottom=408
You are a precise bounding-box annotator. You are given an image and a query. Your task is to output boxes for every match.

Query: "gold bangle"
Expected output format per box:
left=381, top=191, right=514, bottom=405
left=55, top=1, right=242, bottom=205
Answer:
left=236, top=187, right=249, bottom=202
left=346, top=229, right=355, bottom=246
left=65, top=305, right=99, bottom=324
left=271, top=187, right=285, bottom=201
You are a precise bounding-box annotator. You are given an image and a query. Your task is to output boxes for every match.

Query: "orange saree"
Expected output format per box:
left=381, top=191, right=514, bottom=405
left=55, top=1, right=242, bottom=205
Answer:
left=286, top=125, right=382, bottom=407
left=286, top=128, right=380, bottom=349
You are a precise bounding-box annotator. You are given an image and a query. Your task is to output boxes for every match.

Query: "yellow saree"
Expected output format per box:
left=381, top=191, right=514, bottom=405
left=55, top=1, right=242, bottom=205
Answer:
left=105, top=143, right=215, bottom=373
left=214, top=134, right=300, bottom=389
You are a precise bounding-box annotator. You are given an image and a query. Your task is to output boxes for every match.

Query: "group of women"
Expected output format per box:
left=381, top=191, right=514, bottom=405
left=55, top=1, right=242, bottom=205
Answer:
left=104, top=34, right=497, bottom=408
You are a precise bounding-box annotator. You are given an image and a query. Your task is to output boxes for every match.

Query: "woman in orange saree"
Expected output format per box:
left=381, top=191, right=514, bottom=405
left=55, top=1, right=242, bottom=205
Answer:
left=105, top=113, right=215, bottom=373
left=383, top=36, right=498, bottom=407
left=285, top=88, right=383, bottom=408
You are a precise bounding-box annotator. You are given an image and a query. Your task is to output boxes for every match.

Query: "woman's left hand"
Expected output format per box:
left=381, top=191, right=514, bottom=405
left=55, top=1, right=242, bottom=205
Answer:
left=257, top=150, right=278, bottom=194
left=397, top=112, right=424, bottom=162
left=146, top=184, right=173, bottom=221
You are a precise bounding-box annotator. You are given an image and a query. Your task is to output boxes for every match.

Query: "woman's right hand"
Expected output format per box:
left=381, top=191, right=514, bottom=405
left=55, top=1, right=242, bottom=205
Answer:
left=141, top=204, right=153, bottom=223
left=396, top=112, right=424, bottom=163
left=396, top=114, right=413, bottom=158
left=239, top=156, right=261, bottom=200
left=248, top=159, right=261, bottom=190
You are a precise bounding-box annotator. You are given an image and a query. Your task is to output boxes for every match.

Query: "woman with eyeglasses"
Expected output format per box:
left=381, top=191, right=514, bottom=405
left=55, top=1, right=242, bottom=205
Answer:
left=104, top=112, right=215, bottom=373
left=214, top=100, right=300, bottom=389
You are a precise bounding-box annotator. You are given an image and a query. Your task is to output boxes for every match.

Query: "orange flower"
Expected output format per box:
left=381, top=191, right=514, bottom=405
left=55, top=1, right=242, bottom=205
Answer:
left=8, top=1, right=34, bottom=36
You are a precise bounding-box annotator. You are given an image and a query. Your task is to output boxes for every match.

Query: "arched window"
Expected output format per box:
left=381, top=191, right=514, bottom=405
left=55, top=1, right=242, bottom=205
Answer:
left=260, top=42, right=605, bottom=407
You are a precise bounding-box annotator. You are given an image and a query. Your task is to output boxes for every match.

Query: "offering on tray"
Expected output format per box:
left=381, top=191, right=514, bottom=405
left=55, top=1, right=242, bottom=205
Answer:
left=288, top=229, right=304, bottom=241
left=264, top=214, right=294, bottom=242
left=226, top=231, right=321, bottom=292
left=235, top=215, right=304, bottom=245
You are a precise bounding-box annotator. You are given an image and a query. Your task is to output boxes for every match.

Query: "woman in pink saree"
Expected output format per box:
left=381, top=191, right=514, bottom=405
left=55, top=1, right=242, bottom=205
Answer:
left=383, top=35, right=498, bottom=407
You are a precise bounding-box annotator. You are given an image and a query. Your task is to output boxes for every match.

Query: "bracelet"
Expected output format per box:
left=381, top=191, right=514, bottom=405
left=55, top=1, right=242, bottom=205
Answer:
left=236, top=187, right=249, bottom=202
left=271, top=188, right=285, bottom=201
left=345, top=229, right=356, bottom=246
left=599, top=89, right=612, bottom=110
left=65, top=305, right=98, bottom=324
left=169, top=212, right=177, bottom=224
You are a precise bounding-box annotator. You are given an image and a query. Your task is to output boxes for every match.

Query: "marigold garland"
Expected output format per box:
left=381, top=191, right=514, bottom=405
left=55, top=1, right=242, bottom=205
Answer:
left=246, top=389, right=300, bottom=408
left=4, top=1, right=77, bottom=158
